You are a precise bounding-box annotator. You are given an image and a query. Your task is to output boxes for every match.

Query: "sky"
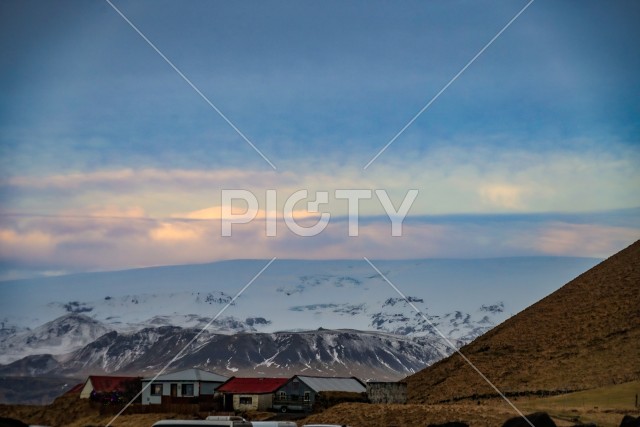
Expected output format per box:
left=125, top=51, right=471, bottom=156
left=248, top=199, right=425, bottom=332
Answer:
left=0, top=0, right=639, bottom=280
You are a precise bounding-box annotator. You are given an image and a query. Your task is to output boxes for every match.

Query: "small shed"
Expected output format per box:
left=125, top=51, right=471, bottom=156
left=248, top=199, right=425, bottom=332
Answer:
left=273, top=375, right=366, bottom=412
left=141, top=368, right=229, bottom=405
left=216, top=377, right=289, bottom=411
left=366, top=381, right=407, bottom=404
left=79, top=376, right=139, bottom=399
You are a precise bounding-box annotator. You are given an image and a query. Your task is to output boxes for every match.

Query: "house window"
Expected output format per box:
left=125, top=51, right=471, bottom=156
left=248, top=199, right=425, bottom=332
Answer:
left=304, top=391, right=310, bottom=402
left=290, top=394, right=299, bottom=401
left=239, top=396, right=252, bottom=405
left=278, top=391, right=287, bottom=401
left=181, top=384, right=194, bottom=396
left=151, top=384, right=163, bottom=396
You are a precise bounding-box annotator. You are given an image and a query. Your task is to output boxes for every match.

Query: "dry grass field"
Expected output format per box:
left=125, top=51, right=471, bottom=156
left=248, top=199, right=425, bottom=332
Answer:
left=298, top=399, right=639, bottom=427
left=1, top=385, right=639, bottom=426
left=516, top=380, right=640, bottom=427
left=300, top=402, right=518, bottom=427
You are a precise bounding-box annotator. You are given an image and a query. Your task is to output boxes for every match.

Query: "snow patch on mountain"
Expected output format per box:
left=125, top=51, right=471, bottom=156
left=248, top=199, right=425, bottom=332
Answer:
left=0, top=314, right=112, bottom=365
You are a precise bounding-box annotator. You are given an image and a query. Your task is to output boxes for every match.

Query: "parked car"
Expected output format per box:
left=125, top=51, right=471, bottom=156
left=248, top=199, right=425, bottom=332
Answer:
left=152, top=416, right=251, bottom=427
left=271, top=401, right=308, bottom=413
left=251, top=423, right=297, bottom=427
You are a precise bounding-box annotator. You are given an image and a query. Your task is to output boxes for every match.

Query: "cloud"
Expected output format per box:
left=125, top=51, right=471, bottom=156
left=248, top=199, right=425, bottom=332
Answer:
left=0, top=228, right=54, bottom=260
left=527, top=222, right=639, bottom=258
left=2, top=141, right=639, bottom=219
left=0, top=141, right=637, bottom=279
left=149, top=222, right=201, bottom=242
left=5, top=168, right=295, bottom=191
left=1, top=208, right=638, bottom=280
left=173, top=205, right=320, bottom=221
left=478, top=184, right=526, bottom=210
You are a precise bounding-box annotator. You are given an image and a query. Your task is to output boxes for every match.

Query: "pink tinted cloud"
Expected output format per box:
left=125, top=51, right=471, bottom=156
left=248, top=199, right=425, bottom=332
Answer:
left=528, top=222, right=640, bottom=258
left=2, top=209, right=638, bottom=278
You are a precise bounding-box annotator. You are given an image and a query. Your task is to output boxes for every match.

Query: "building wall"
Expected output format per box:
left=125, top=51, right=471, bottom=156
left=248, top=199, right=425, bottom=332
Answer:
left=200, top=382, right=221, bottom=395
left=275, top=378, right=315, bottom=404
left=366, top=382, right=407, bottom=404
left=79, top=381, right=94, bottom=399
left=233, top=393, right=273, bottom=411
left=142, top=381, right=163, bottom=405
left=142, top=381, right=209, bottom=405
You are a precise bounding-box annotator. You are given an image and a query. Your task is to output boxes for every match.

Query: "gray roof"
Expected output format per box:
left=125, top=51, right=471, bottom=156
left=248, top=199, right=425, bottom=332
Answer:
left=143, top=368, right=229, bottom=383
left=295, top=376, right=365, bottom=393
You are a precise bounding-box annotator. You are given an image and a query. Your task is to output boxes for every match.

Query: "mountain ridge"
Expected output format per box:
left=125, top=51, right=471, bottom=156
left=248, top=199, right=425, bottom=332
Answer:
left=0, top=326, right=455, bottom=382
left=0, top=257, right=599, bottom=346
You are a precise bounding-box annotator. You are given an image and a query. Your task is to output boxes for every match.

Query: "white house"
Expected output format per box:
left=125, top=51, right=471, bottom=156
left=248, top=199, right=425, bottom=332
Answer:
left=141, top=368, right=229, bottom=405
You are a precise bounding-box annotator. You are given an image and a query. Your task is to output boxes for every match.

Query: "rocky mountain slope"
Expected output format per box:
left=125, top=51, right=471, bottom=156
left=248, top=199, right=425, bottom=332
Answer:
left=1, top=326, right=454, bottom=381
left=0, top=314, right=112, bottom=365
left=406, top=240, right=640, bottom=403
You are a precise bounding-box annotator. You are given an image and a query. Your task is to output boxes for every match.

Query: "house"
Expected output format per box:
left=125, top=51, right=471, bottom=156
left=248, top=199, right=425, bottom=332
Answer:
left=141, top=368, right=229, bottom=405
left=272, top=375, right=366, bottom=412
left=216, top=377, right=289, bottom=411
left=79, top=375, right=140, bottom=399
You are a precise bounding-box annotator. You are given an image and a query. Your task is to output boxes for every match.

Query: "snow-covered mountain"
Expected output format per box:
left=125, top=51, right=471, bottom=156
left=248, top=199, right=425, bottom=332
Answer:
left=0, top=257, right=600, bottom=368
left=0, top=325, right=455, bottom=381
left=0, top=314, right=112, bottom=365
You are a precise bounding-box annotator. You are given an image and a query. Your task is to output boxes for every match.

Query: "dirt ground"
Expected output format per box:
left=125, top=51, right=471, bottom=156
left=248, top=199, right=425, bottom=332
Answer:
left=2, top=395, right=639, bottom=426
left=299, top=400, right=640, bottom=427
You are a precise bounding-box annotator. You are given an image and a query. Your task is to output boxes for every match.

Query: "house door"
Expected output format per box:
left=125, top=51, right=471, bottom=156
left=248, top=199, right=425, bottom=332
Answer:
left=170, top=384, right=178, bottom=397
left=224, top=394, right=234, bottom=411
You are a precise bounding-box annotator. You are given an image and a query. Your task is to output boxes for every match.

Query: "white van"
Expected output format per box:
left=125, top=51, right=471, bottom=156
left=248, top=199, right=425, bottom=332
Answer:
left=152, top=416, right=251, bottom=427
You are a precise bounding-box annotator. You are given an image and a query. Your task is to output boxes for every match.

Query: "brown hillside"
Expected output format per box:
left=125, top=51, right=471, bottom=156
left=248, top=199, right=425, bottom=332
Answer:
left=407, top=240, right=640, bottom=403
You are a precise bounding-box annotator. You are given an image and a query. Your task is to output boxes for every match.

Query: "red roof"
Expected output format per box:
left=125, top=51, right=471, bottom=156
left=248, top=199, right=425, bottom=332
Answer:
left=65, top=382, right=85, bottom=395
left=87, top=376, right=138, bottom=393
left=217, top=377, right=288, bottom=394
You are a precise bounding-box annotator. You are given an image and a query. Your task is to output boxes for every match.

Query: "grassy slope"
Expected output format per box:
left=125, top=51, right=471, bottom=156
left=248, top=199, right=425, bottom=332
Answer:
left=522, top=380, right=640, bottom=411
left=406, top=240, right=640, bottom=404
left=515, top=380, right=640, bottom=427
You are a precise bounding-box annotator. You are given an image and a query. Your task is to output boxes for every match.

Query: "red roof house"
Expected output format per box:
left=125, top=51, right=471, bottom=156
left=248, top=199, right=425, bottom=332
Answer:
left=217, top=377, right=289, bottom=394
left=79, top=375, right=139, bottom=399
left=216, top=377, right=289, bottom=411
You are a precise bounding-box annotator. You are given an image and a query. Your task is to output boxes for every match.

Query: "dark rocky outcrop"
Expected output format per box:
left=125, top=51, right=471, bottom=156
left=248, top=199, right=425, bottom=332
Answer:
left=502, top=412, right=557, bottom=427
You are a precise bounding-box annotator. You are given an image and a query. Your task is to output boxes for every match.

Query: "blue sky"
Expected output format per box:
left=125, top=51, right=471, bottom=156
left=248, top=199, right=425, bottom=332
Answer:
left=0, top=0, right=639, bottom=279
